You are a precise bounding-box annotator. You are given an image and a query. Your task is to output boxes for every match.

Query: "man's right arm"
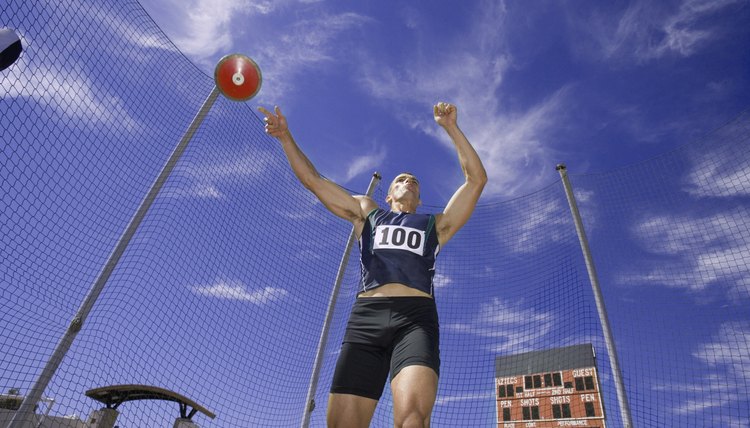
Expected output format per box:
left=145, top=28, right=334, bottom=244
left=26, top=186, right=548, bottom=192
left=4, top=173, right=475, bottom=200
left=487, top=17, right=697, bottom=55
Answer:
left=258, top=106, right=375, bottom=233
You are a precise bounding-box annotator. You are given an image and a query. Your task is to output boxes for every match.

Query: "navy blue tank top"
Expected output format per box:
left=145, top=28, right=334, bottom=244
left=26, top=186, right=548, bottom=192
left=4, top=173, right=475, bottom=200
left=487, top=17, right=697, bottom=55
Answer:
left=359, top=208, right=441, bottom=295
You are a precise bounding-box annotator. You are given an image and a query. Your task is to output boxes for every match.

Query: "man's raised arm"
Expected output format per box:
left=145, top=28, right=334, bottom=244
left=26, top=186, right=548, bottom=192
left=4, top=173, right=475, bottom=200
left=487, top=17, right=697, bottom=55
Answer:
left=433, top=102, right=488, bottom=245
left=258, top=106, right=375, bottom=230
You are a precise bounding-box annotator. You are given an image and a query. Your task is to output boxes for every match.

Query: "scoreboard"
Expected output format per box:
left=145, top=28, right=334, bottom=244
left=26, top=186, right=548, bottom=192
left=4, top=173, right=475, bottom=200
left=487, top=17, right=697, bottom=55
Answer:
left=495, top=344, right=605, bottom=427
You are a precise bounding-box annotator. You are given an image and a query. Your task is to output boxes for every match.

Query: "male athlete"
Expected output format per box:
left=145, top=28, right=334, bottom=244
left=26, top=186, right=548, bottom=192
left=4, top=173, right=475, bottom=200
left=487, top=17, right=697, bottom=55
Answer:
left=259, top=102, right=487, bottom=428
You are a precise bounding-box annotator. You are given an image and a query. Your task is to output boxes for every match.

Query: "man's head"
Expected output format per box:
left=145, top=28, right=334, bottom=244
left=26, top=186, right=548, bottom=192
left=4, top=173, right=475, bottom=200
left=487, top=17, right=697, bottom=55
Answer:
left=386, top=172, right=421, bottom=211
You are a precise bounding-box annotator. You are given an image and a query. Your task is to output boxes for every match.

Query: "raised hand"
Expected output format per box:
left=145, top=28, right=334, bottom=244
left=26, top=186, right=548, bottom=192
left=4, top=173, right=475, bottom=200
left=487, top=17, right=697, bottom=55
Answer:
left=258, top=106, right=290, bottom=139
left=433, top=102, right=457, bottom=128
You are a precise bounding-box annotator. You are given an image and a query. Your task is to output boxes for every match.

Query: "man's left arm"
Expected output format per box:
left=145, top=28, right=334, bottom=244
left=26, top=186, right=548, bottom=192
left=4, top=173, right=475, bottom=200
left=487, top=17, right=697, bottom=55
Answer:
left=433, top=102, right=488, bottom=245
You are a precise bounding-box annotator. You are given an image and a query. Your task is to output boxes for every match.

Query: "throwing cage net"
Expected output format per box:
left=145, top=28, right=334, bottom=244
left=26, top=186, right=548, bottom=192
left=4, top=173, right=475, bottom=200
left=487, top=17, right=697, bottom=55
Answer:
left=2, top=0, right=748, bottom=426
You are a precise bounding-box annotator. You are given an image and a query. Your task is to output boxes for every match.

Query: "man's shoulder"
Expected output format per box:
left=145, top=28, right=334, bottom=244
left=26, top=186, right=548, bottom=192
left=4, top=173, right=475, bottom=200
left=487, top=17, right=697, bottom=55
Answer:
left=353, top=196, right=380, bottom=217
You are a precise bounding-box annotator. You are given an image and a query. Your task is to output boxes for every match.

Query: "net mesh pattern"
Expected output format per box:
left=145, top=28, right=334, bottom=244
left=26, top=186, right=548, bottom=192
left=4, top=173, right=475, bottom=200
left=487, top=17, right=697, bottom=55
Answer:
left=2, top=0, right=749, bottom=426
left=566, top=114, right=750, bottom=428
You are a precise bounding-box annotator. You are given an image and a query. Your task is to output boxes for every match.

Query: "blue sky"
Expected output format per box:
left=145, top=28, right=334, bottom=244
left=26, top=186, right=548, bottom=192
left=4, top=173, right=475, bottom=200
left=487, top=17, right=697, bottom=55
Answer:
left=2, top=0, right=749, bottom=427
left=139, top=0, right=749, bottom=201
left=128, top=0, right=750, bottom=422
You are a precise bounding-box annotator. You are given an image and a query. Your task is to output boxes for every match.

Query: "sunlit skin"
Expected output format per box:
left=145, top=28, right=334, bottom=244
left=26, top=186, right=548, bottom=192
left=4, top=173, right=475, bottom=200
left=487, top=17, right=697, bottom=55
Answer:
left=386, top=173, right=421, bottom=213
left=259, top=102, right=486, bottom=428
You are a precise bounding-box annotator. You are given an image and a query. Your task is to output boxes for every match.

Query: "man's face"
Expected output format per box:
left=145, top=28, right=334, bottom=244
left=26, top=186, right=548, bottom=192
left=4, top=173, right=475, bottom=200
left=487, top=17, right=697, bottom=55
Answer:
left=387, top=173, right=420, bottom=203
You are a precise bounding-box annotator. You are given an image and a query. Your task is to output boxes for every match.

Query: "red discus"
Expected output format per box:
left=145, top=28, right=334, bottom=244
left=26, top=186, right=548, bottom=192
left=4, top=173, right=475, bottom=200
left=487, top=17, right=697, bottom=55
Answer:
left=214, top=54, right=262, bottom=101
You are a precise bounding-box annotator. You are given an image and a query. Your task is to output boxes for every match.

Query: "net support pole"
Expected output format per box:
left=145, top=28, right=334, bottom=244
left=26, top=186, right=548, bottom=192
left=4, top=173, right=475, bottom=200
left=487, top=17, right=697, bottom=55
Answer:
left=7, top=87, right=221, bottom=428
left=556, top=164, right=633, bottom=428
left=301, top=172, right=381, bottom=428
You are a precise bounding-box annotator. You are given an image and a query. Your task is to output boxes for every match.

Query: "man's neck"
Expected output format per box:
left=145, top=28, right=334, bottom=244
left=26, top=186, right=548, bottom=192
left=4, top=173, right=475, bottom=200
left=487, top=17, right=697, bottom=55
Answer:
left=389, top=201, right=418, bottom=214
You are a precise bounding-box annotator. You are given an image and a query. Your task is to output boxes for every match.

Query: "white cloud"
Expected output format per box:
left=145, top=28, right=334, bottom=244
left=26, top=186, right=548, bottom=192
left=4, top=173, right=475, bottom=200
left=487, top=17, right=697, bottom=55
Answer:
left=663, top=373, right=744, bottom=421
left=139, top=0, right=254, bottom=67
left=583, top=0, right=743, bottom=63
left=0, top=16, right=163, bottom=130
left=656, top=0, right=742, bottom=57
left=655, top=322, right=750, bottom=423
left=192, top=279, right=288, bottom=304
left=684, top=141, right=750, bottom=198
left=633, top=213, right=732, bottom=255
left=623, top=212, right=750, bottom=297
left=1, top=2, right=230, bottom=144
left=694, top=321, right=750, bottom=383
left=433, top=273, right=453, bottom=289
left=328, top=147, right=387, bottom=184
left=443, top=297, right=555, bottom=354
left=293, top=249, right=325, bottom=262
left=353, top=2, right=567, bottom=197
left=38, top=0, right=180, bottom=54
left=676, top=123, right=750, bottom=313
left=142, top=0, right=568, bottom=196
left=435, top=392, right=494, bottom=406
left=165, top=150, right=270, bottom=199
left=687, top=166, right=750, bottom=198
left=625, top=126, right=750, bottom=295
left=507, top=199, right=572, bottom=254
left=2, top=57, right=140, bottom=131
left=253, top=12, right=372, bottom=100
left=174, top=5, right=233, bottom=61
left=87, top=1, right=179, bottom=53
left=618, top=269, right=712, bottom=292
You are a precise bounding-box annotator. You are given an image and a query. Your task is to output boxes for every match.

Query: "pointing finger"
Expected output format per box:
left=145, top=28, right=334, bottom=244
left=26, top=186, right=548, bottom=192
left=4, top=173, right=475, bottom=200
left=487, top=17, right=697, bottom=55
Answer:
left=274, top=106, right=287, bottom=123
left=258, top=106, right=273, bottom=118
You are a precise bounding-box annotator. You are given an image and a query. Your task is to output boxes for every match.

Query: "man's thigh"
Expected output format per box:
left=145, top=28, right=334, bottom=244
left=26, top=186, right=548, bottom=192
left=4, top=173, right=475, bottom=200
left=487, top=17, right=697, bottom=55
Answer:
left=391, top=365, right=438, bottom=426
left=330, top=342, right=390, bottom=399
left=327, top=393, right=378, bottom=428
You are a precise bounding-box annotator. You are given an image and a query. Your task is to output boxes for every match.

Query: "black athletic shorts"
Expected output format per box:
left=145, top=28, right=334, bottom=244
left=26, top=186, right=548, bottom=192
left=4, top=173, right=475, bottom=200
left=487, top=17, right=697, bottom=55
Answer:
left=330, top=296, right=440, bottom=400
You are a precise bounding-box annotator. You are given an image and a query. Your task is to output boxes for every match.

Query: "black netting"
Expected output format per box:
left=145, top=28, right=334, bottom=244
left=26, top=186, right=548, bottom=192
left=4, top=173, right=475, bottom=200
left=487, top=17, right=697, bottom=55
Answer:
left=2, top=0, right=749, bottom=427
left=567, top=112, right=750, bottom=428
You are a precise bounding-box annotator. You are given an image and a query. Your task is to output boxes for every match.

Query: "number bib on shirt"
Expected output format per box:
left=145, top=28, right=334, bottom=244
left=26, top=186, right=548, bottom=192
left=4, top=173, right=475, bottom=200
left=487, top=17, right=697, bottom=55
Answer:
left=359, top=209, right=439, bottom=295
left=373, top=225, right=425, bottom=256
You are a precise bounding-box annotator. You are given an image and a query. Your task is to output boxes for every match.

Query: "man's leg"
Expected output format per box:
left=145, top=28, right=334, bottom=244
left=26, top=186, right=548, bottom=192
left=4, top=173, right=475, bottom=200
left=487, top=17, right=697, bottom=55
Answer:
left=328, top=340, right=388, bottom=428
left=391, top=365, right=438, bottom=428
left=327, top=393, right=378, bottom=428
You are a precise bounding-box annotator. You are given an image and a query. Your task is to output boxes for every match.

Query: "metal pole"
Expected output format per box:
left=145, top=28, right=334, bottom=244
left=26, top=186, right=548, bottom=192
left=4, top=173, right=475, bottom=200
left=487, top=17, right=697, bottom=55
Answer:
left=301, top=172, right=381, bottom=428
left=556, top=164, right=633, bottom=428
left=7, top=87, right=221, bottom=428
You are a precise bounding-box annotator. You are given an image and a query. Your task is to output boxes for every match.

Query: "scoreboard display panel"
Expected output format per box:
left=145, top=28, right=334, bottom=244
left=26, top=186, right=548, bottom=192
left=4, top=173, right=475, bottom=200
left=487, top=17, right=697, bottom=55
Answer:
left=495, top=344, right=606, bottom=427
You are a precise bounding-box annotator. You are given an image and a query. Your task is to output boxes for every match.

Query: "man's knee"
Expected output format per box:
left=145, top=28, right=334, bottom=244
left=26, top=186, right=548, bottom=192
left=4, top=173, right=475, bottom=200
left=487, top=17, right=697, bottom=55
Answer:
left=391, top=365, right=437, bottom=427
left=395, top=409, right=430, bottom=428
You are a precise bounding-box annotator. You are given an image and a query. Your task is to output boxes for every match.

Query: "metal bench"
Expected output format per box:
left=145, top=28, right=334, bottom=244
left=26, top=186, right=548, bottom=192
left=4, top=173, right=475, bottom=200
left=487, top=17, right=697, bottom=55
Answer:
left=85, top=384, right=215, bottom=427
